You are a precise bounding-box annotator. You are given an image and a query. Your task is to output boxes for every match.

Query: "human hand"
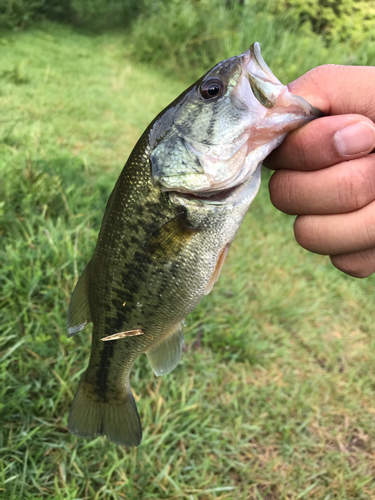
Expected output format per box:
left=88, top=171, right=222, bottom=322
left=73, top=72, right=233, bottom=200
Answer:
left=266, top=65, right=375, bottom=278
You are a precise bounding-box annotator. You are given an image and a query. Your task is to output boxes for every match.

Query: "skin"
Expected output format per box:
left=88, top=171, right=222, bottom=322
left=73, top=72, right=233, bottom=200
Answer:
left=265, top=65, right=375, bottom=278
left=67, top=46, right=318, bottom=446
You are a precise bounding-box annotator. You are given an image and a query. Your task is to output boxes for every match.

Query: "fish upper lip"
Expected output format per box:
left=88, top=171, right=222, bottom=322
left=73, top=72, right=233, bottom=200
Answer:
left=243, top=42, right=323, bottom=118
left=243, top=42, right=281, bottom=86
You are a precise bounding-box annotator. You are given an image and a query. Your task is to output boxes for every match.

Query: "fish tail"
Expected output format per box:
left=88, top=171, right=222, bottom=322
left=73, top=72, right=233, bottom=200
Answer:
left=68, top=372, right=142, bottom=446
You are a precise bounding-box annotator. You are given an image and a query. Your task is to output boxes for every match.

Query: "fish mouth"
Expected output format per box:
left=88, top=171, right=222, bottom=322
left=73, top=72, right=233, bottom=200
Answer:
left=171, top=184, right=240, bottom=203
left=169, top=164, right=262, bottom=207
left=243, top=42, right=323, bottom=118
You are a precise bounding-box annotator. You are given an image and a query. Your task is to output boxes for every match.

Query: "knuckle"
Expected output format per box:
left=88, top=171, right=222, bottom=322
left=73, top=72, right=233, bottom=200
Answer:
left=269, top=171, right=295, bottom=213
left=354, top=168, right=374, bottom=207
left=288, top=65, right=336, bottom=106
left=305, top=66, right=331, bottom=88
left=358, top=202, right=375, bottom=249
left=289, top=66, right=330, bottom=94
left=268, top=171, right=280, bottom=203
left=330, top=254, right=373, bottom=279
left=293, top=133, right=311, bottom=167
left=336, top=165, right=374, bottom=212
left=294, top=215, right=318, bottom=251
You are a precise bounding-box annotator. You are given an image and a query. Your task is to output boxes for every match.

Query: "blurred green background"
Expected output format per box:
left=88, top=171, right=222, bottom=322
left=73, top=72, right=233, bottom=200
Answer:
left=1, top=1, right=375, bottom=499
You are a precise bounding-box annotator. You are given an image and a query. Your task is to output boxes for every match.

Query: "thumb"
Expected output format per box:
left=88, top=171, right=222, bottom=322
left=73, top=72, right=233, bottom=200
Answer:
left=287, top=65, right=375, bottom=121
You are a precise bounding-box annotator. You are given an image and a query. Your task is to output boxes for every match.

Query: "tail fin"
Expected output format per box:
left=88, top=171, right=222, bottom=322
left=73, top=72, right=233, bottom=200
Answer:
left=68, top=374, right=142, bottom=446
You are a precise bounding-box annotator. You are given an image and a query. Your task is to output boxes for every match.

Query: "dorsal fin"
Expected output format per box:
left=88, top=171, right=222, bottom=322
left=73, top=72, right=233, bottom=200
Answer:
left=67, top=263, right=92, bottom=337
left=146, top=322, right=184, bottom=376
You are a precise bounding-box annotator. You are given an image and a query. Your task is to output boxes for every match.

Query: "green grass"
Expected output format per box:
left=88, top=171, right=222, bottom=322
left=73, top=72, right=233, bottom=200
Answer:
left=1, top=23, right=375, bottom=500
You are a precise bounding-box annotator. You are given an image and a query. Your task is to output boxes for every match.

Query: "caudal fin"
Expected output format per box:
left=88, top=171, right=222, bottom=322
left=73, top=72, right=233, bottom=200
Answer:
left=68, top=374, right=142, bottom=446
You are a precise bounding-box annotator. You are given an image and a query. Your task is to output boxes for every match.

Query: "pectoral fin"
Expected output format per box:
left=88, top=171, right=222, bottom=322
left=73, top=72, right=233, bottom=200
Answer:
left=146, top=323, right=184, bottom=376
left=67, top=263, right=92, bottom=337
left=144, top=211, right=199, bottom=262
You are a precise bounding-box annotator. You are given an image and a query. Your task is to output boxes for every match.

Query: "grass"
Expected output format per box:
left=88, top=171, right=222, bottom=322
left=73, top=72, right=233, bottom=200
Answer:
left=1, top=23, right=375, bottom=500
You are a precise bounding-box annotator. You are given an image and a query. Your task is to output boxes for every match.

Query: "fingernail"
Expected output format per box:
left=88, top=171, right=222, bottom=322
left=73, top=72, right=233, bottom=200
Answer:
left=334, top=121, right=375, bottom=156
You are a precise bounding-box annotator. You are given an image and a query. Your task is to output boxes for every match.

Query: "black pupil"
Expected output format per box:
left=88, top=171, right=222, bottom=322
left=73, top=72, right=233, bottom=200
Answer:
left=208, top=84, right=220, bottom=96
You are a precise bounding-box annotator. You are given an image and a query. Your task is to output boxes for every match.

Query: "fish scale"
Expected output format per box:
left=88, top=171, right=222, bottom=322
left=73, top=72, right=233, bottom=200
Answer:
left=66, top=42, right=321, bottom=446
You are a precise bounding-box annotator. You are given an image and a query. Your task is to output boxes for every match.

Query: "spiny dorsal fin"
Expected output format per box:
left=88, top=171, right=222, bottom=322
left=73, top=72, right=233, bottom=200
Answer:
left=146, top=322, right=184, bottom=376
left=67, top=263, right=92, bottom=337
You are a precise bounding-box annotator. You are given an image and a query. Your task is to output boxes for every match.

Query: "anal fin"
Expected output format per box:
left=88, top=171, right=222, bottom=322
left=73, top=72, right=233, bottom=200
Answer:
left=146, top=323, right=184, bottom=376
left=67, top=262, right=92, bottom=337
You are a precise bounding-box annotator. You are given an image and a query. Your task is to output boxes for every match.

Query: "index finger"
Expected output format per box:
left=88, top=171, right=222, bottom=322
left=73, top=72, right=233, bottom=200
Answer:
left=288, top=65, right=375, bottom=119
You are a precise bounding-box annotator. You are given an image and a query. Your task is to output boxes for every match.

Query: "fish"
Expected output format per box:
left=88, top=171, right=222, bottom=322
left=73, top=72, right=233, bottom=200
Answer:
left=66, top=42, right=321, bottom=446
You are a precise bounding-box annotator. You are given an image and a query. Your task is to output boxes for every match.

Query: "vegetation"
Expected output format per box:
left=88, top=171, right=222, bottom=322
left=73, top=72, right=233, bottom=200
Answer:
left=1, top=0, right=374, bottom=79
left=0, top=0, right=139, bottom=30
left=127, top=0, right=375, bottom=82
left=270, top=0, right=375, bottom=43
left=1, top=15, right=375, bottom=500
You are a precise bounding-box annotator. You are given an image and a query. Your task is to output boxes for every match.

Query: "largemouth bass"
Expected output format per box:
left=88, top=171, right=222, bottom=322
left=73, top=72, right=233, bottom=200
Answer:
left=67, top=43, right=321, bottom=446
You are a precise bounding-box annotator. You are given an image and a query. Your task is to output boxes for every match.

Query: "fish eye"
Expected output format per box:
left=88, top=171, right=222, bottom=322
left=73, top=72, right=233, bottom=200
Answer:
left=199, top=78, right=224, bottom=100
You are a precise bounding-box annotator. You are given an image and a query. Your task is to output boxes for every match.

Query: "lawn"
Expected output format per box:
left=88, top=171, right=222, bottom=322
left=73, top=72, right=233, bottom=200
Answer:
left=1, top=24, right=375, bottom=499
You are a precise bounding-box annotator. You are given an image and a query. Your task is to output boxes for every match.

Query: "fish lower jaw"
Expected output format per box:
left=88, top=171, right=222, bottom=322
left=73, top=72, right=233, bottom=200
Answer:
left=165, top=157, right=258, bottom=203
left=167, top=148, right=264, bottom=204
left=169, top=164, right=262, bottom=207
left=170, top=183, right=242, bottom=204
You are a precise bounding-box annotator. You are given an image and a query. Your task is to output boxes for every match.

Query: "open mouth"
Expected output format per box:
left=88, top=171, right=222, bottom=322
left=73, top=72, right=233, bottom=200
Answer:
left=171, top=183, right=241, bottom=203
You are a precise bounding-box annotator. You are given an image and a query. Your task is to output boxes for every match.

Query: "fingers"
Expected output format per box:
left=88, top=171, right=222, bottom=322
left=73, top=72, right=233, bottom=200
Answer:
left=293, top=199, right=375, bottom=255
left=287, top=65, right=375, bottom=120
left=266, top=65, right=375, bottom=278
left=330, top=248, right=375, bottom=279
left=265, top=114, right=375, bottom=171
left=269, top=154, right=375, bottom=215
